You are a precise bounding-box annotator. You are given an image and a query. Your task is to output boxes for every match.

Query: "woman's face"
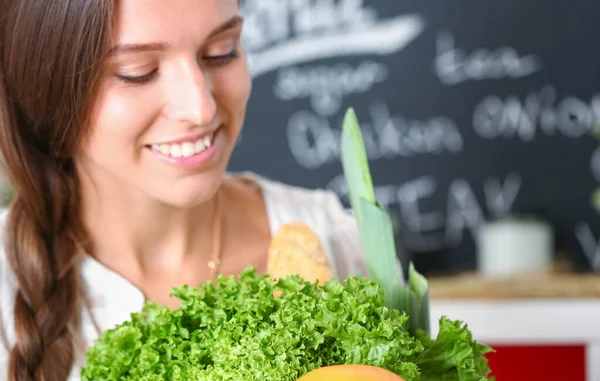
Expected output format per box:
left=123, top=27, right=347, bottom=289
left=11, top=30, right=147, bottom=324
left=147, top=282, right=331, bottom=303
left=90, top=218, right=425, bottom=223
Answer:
left=78, top=0, right=251, bottom=207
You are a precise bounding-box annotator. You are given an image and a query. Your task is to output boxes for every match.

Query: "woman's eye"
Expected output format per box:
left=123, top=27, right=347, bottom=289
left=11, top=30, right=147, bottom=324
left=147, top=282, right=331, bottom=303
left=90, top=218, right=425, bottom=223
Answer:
left=204, top=51, right=239, bottom=67
left=203, top=39, right=240, bottom=67
left=116, top=69, right=158, bottom=86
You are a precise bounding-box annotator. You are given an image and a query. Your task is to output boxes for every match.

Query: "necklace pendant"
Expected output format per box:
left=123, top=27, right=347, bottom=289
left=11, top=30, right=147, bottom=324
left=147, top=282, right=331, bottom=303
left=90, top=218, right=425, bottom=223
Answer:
left=208, top=258, right=221, bottom=270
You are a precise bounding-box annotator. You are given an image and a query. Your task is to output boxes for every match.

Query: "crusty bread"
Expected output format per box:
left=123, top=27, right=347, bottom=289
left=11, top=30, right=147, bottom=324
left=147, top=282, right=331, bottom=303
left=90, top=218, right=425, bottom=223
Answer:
left=267, top=221, right=334, bottom=286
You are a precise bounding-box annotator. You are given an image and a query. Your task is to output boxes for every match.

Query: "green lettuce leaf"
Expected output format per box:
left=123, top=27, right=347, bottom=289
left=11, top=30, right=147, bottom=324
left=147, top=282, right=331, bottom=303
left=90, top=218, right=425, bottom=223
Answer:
left=82, top=269, right=494, bottom=381
left=415, top=316, right=496, bottom=381
left=81, top=268, right=423, bottom=381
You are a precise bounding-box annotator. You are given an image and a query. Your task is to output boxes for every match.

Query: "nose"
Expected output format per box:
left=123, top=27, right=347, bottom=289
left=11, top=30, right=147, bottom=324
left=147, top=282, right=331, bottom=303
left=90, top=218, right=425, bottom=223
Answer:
left=164, top=62, right=217, bottom=126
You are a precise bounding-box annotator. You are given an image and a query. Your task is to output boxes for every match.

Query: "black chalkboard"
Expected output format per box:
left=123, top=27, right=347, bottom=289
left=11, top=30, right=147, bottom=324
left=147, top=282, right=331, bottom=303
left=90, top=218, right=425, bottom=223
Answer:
left=229, top=0, right=600, bottom=275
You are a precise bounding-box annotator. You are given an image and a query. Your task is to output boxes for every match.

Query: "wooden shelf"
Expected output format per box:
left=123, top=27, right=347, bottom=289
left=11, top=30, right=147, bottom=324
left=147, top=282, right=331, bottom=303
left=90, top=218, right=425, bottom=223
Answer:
left=428, top=272, right=600, bottom=299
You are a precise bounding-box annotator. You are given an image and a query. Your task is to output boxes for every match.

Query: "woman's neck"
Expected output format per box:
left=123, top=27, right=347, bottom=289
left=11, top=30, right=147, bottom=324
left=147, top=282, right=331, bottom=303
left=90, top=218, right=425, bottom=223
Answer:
left=79, top=177, right=223, bottom=280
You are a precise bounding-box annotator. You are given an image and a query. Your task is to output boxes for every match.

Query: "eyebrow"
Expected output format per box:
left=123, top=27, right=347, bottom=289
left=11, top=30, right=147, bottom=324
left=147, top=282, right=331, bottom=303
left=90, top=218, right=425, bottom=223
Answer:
left=107, top=15, right=244, bottom=57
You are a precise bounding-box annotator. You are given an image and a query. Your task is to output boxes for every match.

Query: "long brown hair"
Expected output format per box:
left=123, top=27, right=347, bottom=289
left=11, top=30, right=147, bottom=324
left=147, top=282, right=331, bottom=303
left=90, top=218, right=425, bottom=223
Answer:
left=0, top=1, right=113, bottom=380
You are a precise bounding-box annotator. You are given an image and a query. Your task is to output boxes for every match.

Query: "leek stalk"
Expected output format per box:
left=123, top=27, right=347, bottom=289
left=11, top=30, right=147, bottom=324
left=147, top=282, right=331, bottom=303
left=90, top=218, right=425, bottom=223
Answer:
left=340, top=107, right=430, bottom=337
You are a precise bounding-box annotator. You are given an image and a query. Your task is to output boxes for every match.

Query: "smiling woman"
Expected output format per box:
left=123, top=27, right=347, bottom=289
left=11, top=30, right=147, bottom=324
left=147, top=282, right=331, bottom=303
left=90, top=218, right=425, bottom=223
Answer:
left=0, top=1, right=368, bottom=381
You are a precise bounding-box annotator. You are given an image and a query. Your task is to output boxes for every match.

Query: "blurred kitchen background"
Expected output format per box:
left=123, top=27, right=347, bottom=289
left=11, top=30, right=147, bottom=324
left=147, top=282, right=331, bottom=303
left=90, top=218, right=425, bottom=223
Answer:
left=231, top=0, right=600, bottom=277
left=227, top=1, right=599, bottom=380
left=1, top=1, right=599, bottom=380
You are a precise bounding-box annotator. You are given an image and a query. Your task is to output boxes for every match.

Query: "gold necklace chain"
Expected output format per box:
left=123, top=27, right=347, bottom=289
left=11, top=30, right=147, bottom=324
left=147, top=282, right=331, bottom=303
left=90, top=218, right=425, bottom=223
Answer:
left=207, top=191, right=223, bottom=281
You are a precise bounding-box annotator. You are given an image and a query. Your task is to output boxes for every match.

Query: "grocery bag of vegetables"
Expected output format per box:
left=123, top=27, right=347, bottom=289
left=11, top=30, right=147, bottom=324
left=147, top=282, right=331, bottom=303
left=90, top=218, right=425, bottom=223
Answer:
left=80, top=108, right=495, bottom=381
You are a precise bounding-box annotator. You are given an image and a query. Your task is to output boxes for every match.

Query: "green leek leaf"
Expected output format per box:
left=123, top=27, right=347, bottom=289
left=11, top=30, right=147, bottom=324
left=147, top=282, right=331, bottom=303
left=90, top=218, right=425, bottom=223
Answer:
left=358, top=197, right=405, bottom=310
left=409, top=263, right=431, bottom=336
left=397, top=286, right=419, bottom=336
left=340, top=108, right=376, bottom=214
left=341, top=107, right=431, bottom=338
left=340, top=108, right=405, bottom=303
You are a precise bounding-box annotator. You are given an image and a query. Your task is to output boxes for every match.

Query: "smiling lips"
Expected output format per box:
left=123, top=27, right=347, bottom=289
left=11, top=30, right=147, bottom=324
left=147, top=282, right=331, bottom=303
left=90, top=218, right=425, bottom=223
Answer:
left=150, top=132, right=215, bottom=158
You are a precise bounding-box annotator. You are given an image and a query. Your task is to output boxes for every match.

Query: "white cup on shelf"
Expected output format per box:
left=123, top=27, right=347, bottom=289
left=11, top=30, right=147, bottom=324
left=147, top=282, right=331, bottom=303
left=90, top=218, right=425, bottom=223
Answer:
left=476, top=215, right=554, bottom=276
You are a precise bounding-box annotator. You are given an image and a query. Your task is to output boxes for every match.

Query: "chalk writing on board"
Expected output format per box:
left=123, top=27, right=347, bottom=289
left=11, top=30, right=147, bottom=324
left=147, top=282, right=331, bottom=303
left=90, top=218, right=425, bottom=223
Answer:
left=484, top=172, right=522, bottom=216
left=326, top=172, right=523, bottom=251
left=286, top=100, right=463, bottom=169
left=445, top=179, right=484, bottom=247
left=241, top=0, right=378, bottom=52
left=240, top=0, right=425, bottom=78
left=396, top=176, right=442, bottom=233
left=326, top=174, right=446, bottom=251
left=433, top=30, right=542, bottom=86
left=446, top=173, right=523, bottom=247
left=273, top=61, right=389, bottom=116
left=473, top=86, right=600, bottom=141
left=575, top=222, right=600, bottom=271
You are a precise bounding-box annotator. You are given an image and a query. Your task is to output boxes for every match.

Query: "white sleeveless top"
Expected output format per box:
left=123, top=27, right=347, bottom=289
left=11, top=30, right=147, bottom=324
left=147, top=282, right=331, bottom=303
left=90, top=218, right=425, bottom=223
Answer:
left=0, top=172, right=368, bottom=380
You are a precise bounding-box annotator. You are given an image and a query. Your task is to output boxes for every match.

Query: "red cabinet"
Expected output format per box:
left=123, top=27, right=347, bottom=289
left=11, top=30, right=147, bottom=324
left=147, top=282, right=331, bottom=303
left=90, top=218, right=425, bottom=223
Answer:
left=429, top=299, right=600, bottom=380
left=486, top=344, right=586, bottom=380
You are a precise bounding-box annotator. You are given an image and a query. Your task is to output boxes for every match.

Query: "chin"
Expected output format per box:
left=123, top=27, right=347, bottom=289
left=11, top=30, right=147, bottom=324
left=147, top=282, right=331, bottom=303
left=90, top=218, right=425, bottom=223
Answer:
left=154, top=173, right=225, bottom=208
left=155, top=189, right=213, bottom=209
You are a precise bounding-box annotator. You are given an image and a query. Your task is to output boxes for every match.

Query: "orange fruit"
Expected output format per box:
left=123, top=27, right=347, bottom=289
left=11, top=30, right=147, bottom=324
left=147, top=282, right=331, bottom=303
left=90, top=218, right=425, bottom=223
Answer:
left=297, top=365, right=405, bottom=381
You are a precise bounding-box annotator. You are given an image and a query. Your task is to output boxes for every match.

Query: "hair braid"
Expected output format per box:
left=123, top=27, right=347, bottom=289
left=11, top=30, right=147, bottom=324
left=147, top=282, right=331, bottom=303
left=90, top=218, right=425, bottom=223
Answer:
left=0, top=1, right=113, bottom=380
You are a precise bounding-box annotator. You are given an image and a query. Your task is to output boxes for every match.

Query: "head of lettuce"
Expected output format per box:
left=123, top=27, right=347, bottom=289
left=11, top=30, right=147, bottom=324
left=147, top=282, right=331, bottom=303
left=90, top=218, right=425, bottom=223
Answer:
left=80, top=268, right=494, bottom=381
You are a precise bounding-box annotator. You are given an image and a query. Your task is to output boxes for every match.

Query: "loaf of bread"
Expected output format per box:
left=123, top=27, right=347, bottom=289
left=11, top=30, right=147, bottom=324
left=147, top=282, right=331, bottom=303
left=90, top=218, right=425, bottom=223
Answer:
left=267, top=221, right=334, bottom=286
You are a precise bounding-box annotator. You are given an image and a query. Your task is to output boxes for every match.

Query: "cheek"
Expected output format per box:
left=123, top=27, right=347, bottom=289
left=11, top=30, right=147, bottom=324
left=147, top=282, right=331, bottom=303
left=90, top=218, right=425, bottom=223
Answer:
left=85, top=87, right=156, bottom=160
left=214, top=60, right=252, bottom=125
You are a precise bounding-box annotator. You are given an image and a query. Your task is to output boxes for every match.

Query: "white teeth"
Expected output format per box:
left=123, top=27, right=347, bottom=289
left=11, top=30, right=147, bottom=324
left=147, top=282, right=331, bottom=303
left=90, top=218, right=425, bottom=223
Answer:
left=170, top=144, right=182, bottom=158
left=159, top=144, right=170, bottom=155
left=194, top=140, right=205, bottom=152
left=182, top=142, right=195, bottom=157
left=150, top=133, right=214, bottom=158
